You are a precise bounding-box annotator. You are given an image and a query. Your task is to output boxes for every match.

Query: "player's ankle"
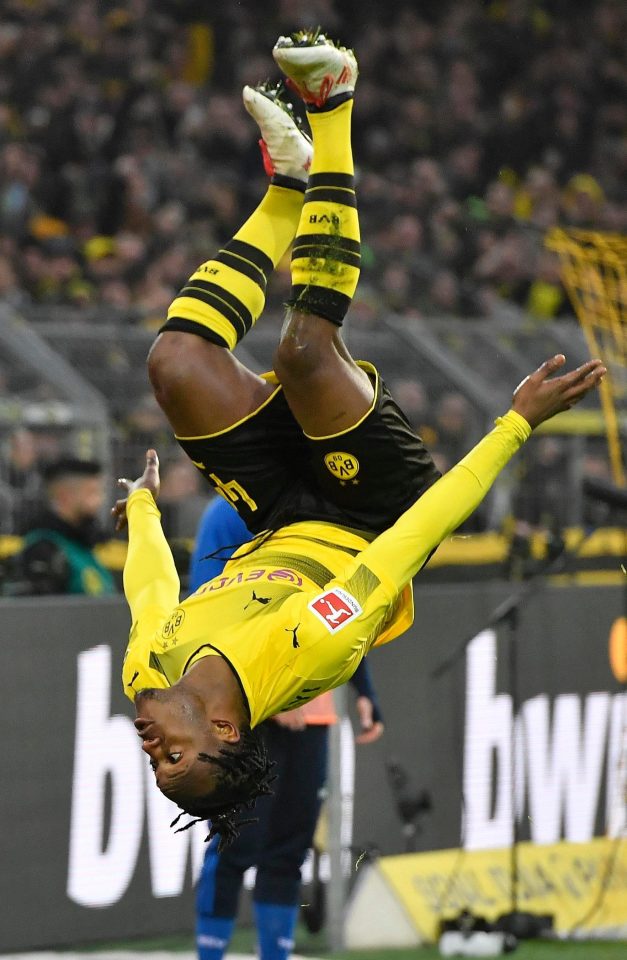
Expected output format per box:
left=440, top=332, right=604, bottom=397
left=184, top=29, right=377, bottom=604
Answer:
left=305, top=90, right=354, bottom=114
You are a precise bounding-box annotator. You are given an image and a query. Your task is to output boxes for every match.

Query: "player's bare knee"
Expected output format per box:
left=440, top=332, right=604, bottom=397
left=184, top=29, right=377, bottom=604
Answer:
left=147, top=333, right=195, bottom=406
left=274, top=312, right=332, bottom=382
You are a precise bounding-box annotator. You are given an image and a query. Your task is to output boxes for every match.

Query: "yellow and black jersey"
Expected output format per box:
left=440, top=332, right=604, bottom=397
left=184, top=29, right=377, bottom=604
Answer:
left=122, top=410, right=531, bottom=726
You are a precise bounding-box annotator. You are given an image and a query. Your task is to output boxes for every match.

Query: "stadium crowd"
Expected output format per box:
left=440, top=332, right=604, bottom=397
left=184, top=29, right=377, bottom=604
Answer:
left=0, top=0, right=624, bottom=574
left=0, top=0, right=624, bottom=326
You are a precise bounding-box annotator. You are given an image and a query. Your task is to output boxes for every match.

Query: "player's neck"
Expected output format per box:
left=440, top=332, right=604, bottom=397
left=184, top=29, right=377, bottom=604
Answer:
left=181, top=655, right=248, bottom=723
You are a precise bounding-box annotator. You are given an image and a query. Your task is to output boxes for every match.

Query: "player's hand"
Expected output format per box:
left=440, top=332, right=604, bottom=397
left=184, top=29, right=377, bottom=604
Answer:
left=273, top=706, right=307, bottom=731
left=512, top=355, right=606, bottom=430
left=355, top=695, right=384, bottom=745
left=111, top=449, right=161, bottom=532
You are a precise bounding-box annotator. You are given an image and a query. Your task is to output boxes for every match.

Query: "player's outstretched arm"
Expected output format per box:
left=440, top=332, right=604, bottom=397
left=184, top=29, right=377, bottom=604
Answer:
left=114, top=449, right=180, bottom=634
left=352, top=355, right=606, bottom=594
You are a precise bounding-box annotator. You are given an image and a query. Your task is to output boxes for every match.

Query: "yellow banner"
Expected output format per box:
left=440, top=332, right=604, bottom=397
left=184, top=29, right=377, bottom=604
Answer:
left=378, top=837, right=627, bottom=940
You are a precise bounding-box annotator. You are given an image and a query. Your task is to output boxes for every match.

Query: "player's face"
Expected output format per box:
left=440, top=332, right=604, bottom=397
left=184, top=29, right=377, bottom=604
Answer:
left=134, top=688, right=222, bottom=799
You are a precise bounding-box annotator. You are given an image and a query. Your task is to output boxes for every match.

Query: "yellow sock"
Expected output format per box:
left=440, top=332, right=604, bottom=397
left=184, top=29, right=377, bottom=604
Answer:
left=289, top=99, right=360, bottom=325
left=163, top=183, right=303, bottom=349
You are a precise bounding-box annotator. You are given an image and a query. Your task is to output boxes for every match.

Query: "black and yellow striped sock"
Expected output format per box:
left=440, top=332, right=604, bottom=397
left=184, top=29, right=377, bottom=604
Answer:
left=288, top=98, right=360, bottom=326
left=162, top=178, right=304, bottom=350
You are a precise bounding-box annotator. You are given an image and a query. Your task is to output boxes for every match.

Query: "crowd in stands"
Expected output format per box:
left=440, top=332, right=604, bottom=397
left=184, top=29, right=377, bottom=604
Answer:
left=1, top=0, right=624, bottom=572
left=0, top=0, right=624, bottom=327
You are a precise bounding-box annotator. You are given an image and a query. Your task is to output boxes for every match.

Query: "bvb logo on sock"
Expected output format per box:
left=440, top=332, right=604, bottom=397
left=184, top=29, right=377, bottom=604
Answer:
left=324, top=451, right=360, bottom=482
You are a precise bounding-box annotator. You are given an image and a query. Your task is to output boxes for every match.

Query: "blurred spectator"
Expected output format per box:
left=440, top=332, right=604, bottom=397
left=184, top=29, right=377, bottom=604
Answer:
left=2, top=427, right=42, bottom=531
left=524, top=249, right=569, bottom=320
left=5, top=456, right=116, bottom=595
left=388, top=375, right=437, bottom=447
left=158, top=454, right=207, bottom=539
left=507, top=436, right=570, bottom=579
left=432, top=390, right=477, bottom=470
left=0, top=253, right=27, bottom=306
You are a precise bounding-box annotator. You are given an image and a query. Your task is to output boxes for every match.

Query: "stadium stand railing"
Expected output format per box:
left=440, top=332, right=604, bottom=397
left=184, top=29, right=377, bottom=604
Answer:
left=0, top=305, right=111, bottom=534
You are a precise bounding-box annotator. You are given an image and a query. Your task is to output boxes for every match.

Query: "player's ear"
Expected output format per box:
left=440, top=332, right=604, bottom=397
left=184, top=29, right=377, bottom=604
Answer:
left=210, top=718, right=241, bottom=743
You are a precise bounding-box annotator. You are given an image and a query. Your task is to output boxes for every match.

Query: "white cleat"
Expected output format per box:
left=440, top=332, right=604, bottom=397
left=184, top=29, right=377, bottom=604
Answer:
left=272, top=30, right=358, bottom=108
left=242, top=84, right=312, bottom=182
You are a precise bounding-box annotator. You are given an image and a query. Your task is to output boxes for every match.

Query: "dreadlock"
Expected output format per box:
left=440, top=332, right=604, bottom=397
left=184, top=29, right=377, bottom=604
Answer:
left=169, top=726, right=276, bottom=852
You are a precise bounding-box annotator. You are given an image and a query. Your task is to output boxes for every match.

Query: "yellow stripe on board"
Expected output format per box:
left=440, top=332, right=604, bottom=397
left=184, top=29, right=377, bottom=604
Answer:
left=378, top=836, right=627, bottom=941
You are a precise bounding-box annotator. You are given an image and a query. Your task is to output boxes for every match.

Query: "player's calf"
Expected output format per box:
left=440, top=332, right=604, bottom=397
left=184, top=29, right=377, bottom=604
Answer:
left=271, top=30, right=372, bottom=431
left=158, top=86, right=308, bottom=354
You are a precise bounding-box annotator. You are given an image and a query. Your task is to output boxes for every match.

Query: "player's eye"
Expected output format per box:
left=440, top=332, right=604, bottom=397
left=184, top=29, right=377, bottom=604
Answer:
left=168, top=752, right=182, bottom=764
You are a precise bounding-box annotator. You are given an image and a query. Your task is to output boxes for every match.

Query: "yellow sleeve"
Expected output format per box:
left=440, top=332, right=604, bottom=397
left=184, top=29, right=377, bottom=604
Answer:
left=356, top=409, right=531, bottom=593
left=122, top=489, right=180, bottom=699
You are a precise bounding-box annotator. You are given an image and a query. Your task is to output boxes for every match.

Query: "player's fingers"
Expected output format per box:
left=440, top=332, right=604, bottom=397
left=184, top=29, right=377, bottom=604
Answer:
left=145, top=448, right=159, bottom=471
left=117, top=477, right=131, bottom=491
left=558, top=358, right=605, bottom=389
left=513, top=354, right=565, bottom=396
left=562, top=360, right=606, bottom=389
left=562, top=364, right=606, bottom=402
left=535, top=354, right=566, bottom=381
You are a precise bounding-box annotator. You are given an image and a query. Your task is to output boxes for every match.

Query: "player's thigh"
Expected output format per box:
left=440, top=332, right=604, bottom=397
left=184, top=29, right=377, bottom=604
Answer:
left=148, top=331, right=274, bottom=437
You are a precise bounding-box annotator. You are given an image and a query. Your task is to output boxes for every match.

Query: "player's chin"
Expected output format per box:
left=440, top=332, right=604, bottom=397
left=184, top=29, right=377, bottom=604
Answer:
left=161, top=765, right=217, bottom=807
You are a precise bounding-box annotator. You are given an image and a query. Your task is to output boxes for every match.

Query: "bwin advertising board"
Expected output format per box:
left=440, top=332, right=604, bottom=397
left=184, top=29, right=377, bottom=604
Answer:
left=1, top=597, right=205, bottom=949
left=349, top=580, right=626, bottom=863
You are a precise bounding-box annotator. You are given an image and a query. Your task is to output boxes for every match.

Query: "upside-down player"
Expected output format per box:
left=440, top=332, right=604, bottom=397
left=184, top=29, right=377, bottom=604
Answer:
left=114, top=32, right=606, bottom=853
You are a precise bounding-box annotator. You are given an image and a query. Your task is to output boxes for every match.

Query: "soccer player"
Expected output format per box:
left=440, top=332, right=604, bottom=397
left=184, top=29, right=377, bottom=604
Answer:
left=114, top=32, right=605, bottom=856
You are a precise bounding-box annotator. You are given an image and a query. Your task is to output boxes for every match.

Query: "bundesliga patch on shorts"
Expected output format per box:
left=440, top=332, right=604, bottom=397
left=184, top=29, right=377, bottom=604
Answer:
left=309, top=587, right=362, bottom=632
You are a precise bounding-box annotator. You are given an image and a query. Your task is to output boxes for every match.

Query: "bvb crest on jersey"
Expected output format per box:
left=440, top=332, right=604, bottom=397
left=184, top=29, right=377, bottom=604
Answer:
left=324, top=451, right=360, bottom=482
left=162, top=607, right=185, bottom=641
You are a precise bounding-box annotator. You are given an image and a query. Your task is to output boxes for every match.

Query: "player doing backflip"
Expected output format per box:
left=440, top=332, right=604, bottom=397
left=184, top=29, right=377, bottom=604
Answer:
left=114, top=31, right=606, bottom=849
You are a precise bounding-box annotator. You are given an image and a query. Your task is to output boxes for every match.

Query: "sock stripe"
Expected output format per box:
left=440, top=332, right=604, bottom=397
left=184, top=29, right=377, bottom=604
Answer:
left=222, top=238, right=274, bottom=278
left=214, top=249, right=267, bottom=292
left=292, top=233, right=361, bottom=254
left=304, top=187, right=357, bottom=207
left=178, top=281, right=252, bottom=338
left=271, top=173, right=307, bottom=193
left=291, top=245, right=361, bottom=269
left=306, top=90, right=354, bottom=113
left=307, top=173, right=354, bottom=189
left=160, top=318, right=230, bottom=349
left=287, top=284, right=352, bottom=326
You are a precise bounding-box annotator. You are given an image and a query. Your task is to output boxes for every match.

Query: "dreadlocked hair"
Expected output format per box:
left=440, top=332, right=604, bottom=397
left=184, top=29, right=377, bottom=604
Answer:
left=169, top=726, right=276, bottom=852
